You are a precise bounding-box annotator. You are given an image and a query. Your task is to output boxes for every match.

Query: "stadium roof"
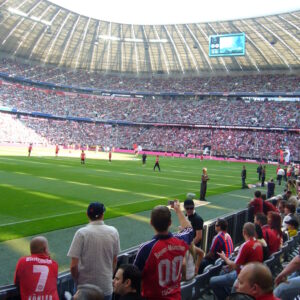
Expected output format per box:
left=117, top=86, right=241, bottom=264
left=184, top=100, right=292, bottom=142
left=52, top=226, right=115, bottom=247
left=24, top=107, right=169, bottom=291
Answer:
left=0, top=0, right=299, bottom=75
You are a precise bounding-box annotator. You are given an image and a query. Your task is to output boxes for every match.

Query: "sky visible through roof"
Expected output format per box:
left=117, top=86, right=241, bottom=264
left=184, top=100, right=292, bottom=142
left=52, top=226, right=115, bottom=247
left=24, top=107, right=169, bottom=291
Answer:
left=49, top=0, right=300, bottom=25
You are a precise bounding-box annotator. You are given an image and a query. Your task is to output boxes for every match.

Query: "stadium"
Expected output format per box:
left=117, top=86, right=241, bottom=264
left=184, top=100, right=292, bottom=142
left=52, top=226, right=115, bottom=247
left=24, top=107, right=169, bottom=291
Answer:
left=0, top=0, right=299, bottom=299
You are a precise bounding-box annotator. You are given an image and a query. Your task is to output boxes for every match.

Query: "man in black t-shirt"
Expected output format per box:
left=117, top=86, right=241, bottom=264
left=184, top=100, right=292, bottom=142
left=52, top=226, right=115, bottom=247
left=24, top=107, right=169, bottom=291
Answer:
left=184, top=199, right=204, bottom=247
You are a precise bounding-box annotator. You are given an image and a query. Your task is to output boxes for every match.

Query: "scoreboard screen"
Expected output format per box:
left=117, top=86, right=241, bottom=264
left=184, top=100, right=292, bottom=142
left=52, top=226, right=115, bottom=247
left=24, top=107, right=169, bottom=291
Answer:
left=209, top=33, right=246, bottom=57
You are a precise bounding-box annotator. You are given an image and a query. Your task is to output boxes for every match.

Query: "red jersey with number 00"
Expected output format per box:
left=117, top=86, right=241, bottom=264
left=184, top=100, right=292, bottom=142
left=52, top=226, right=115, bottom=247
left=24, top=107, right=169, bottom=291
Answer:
left=14, top=254, right=59, bottom=300
left=134, top=229, right=193, bottom=300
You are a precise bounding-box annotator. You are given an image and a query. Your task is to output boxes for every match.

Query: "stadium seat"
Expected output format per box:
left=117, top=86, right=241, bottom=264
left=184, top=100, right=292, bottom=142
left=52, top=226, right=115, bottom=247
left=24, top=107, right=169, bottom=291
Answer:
left=193, top=270, right=211, bottom=300
left=181, top=278, right=196, bottom=300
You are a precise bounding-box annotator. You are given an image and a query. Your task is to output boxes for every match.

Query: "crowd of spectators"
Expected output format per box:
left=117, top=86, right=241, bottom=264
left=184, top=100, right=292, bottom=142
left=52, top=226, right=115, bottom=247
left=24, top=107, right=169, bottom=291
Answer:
left=0, top=81, right=299, bottom=128
left=13, top=186, right=300, bottom=300
left=1, top=113, right=299, bottom=161
left=0, top=57, right=299, bottom=93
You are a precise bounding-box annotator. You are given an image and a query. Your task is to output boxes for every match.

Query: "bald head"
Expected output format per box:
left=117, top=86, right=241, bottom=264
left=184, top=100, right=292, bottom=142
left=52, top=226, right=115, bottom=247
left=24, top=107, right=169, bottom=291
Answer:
left=235, top=263, right=273, bottom=297
left=30, top=236, right=49, bottom=255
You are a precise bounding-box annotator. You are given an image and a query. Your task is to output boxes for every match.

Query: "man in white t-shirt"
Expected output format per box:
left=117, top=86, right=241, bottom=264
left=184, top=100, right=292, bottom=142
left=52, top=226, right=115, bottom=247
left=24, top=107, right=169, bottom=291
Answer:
left=68, top=202, right=120, bottom=300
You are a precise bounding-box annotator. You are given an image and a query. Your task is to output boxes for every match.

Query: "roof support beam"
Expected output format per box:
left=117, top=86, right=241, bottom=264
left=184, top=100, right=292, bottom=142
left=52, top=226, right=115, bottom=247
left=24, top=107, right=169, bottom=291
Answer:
left=185, top=24, right=213, bottom=71
left=29, top=8, right=61, bottom=59
left=131, top=24, right=139, bottom=73
left=59, top=15, right=80, bottom=66
left=174, top=24, right=199, bottom=73
left=153, top=25, right=169, bottom=74
left=2, top=0, right=42, bottom=46
left=45, top=13, right=70, bottom=63
left=14, top=5, right=51, bottom=55
left=230, top=22, right=260, bottom=72
left=105, top=22, right=112, bottom=72
left=259, top=19, right=299, bottom=62
left=142, top=25, right=154, bottom=73
left=164, top=25, right=184, bottom=74
left=242, top=19, right=291, bottom=70
left=75, top=18, right=91, bottom=68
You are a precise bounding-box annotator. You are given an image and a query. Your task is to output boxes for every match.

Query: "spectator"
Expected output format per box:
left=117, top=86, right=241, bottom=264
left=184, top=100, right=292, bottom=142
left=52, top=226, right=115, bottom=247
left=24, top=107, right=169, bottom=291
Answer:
left=254, top=224, right=269, bottom=261
left=254, top=213, right=280, bottom=255
left=68, top=202, right=120, bottom=300
left=133, top=201, right=193, bottom=300
left=248, top=191, right=263, bottom=220
left=183, top=199, right=203, bottom=247
left=282, top=203, right=296, bottom=229
left=267, top=179, right=275, bottom=199
left=261, top=166, right=266, bottom=187
left=14, top=236, right=59, bottom=300
left=234, top=262, right=279, bottom=299
left=182, top=242, right=204, bottom=280
left=274, top=247, right=300, bottom=300
left=261, top=194, right=278, bottom=215
left=285, top=218, right=299, bottom=239
left=267, top=212, right=283, bottom=248
left=209, top=222, right=263, bottom=300
left=113, top=264, right=142, bottom=300
left=73, top=284, right=104, bottom=300
left=198, top=218, right=234, bottom=274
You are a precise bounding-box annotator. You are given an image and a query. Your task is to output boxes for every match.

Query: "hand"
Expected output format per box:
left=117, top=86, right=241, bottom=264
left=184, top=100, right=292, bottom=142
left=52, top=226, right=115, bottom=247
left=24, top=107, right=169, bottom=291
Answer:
left=275, top=273, right=287, bottom=286
left=173, top=200, right=180, bottom=212
left=218, top=251, right=226, bottom=260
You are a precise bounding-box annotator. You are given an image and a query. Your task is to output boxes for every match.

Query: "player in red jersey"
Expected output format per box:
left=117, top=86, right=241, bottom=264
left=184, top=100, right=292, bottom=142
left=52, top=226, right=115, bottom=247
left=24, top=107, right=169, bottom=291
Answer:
left=14, top=236, right=59, bottom=300
left=153, top=155, right=160, bottom=172
left=81, top=150, right=86, bottom=164
left=109, top=150, right=112, bottom=162
left=55, top=145, right=59, bottom=157
left=134, top=201, right=193, bottom=300
left=28, top=143, right=33, bottom=157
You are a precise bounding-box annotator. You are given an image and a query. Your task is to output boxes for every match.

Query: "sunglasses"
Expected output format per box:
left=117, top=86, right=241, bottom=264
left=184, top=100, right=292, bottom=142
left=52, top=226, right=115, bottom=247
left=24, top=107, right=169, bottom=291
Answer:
left=185, top=206, right=194, bottom=210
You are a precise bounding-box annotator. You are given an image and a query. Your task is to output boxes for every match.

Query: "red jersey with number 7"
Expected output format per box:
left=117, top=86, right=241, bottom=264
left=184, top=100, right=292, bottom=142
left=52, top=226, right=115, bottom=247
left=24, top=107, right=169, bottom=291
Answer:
left=14, top=254, right=59, bottom=300
left=134, top=228, right=193, bottom=300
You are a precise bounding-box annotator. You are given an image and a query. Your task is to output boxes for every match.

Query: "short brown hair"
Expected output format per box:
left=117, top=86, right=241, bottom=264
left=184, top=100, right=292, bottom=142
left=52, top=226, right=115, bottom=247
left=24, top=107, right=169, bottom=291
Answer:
left=151, top=206, right=171, bottom=232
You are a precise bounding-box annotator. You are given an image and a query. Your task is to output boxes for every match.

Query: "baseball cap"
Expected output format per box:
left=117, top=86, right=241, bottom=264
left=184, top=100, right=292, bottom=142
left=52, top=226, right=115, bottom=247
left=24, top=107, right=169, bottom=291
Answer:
left=87, top=202, right=105, bottom=218
left=285, top=218, right=299, bottom=228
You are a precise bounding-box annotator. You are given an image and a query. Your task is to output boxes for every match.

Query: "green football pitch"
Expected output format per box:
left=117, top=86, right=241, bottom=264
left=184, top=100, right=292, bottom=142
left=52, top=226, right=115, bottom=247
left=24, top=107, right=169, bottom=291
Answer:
left=0, top=149, right=277, bottom=242
left=0, top=148, right=282, bottom=285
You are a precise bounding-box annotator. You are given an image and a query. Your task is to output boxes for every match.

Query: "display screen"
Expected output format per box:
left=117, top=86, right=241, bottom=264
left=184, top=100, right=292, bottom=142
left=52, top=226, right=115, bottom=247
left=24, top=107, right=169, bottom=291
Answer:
left=209, top=33, right=246, bottom=57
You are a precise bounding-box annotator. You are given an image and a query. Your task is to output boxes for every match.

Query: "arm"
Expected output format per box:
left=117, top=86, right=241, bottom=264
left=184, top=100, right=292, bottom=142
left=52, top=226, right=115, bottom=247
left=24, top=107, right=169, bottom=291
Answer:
left=113, top=255, right=118, bottom=273
left=173, top=201, right=191, bottom=229
left=195, top=247, right=205, bottom=274
left=70, top=257, right=79, bottom=283
left=218, top=251, right=237, bottom=270
left=193, top=229, right=202, bottom=246
left=275, top=255, right=300, bottom=285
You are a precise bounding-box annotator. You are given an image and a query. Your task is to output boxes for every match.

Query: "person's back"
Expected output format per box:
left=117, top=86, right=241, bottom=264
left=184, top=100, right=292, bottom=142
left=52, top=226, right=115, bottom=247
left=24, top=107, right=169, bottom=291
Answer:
left=135, top=233, right=189, bottom=299
left=68, top=202, right=120, bottom=297
left=14, top=236, right=59, bottom=300
left=249, top=191, right=263, bottom=215
left=134, top=203, right=193, bottom=300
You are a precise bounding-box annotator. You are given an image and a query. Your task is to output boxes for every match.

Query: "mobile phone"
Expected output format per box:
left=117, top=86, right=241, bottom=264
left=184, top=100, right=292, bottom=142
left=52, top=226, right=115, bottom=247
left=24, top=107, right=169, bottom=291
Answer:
left=168, top=200, right=175, bottom=207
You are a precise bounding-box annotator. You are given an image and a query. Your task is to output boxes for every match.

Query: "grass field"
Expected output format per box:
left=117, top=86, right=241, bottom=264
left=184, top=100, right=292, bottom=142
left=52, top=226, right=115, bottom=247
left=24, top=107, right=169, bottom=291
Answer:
left=0, top=147, right=277, bottom=242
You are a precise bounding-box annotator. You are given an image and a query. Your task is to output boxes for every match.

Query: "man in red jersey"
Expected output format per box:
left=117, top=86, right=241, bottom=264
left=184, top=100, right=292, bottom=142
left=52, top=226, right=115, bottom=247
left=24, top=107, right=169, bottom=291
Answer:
left=254, top=213, right=280, bottom=255
left=248, top=191, right=263, bottom=216
left=153, top=155, right=160, bottom=172
left=234, top=262, right=280, bottom=300
left=14, top=236, right=59, bottom=300
left=133, top=201, right=193, bottom=300
left=209, top=222, right=263, bottom=300
left=81, top=150, right=86, bottom=164
left=55, top=145, right=59, bottom=157
left=28, top=143, right=32, bottom=157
